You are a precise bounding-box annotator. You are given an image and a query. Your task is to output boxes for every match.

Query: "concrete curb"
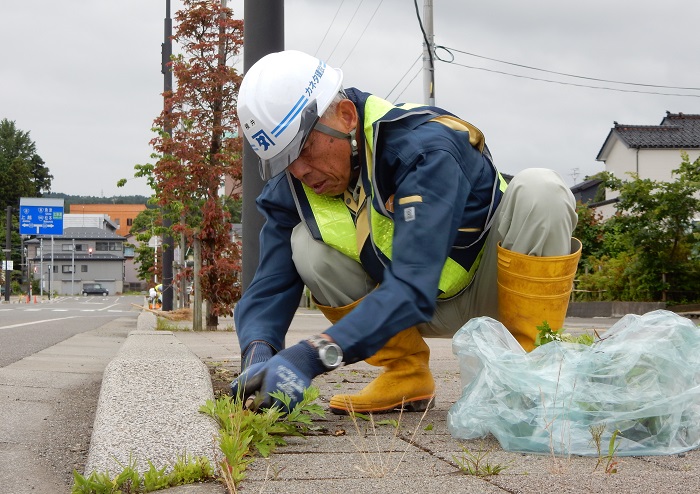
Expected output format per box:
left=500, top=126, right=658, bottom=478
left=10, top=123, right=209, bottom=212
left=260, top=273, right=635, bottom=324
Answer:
left=84, top=311, right=219, bottom=476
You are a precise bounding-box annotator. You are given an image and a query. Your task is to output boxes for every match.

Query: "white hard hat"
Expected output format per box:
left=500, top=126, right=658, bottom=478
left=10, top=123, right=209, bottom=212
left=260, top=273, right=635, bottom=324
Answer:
left=237, top=50, right=343, bottom=180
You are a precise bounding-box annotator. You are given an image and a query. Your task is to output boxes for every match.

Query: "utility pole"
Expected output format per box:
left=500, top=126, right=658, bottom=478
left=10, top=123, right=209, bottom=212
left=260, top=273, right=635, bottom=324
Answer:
left=161, top=0, right=174, bottom=311
left=422, top=0, right=435, bottom=106
left=241, top=0, right=284, bottom=291
left=50, top=236, right=54, bottom=299
left=39, top=235, right=43, bottom=298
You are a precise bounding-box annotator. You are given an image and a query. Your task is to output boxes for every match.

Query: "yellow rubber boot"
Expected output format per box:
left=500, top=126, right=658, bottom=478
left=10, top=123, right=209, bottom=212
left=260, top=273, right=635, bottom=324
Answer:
left=316, top=299, right=435, bottom=415
left=497, top=238, right=582, bottom=352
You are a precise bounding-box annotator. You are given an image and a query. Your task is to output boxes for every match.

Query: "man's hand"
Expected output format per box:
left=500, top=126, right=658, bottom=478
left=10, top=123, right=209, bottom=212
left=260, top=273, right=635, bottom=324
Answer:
left=230, top=342, right=327, bottom=412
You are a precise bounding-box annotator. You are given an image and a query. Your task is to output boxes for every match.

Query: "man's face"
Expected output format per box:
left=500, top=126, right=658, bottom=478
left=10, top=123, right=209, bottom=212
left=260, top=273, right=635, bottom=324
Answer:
left=287, top=100, right=357, bottom=196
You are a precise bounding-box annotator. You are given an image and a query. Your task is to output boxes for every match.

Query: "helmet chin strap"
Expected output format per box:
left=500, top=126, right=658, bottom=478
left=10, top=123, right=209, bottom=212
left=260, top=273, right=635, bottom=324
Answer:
left=314, top=122, right=360, bottom=170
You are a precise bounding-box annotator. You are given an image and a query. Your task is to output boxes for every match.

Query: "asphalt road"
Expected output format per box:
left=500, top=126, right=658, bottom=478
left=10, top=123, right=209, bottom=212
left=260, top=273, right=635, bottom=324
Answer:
left=0, top=295, right=141, bottom=367
left=0, top=295, right=143, bottom=492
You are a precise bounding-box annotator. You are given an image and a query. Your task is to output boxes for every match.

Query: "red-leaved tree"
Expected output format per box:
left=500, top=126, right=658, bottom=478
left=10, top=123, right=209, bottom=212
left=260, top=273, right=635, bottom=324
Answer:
left=149, top=0, right=243, bottom=327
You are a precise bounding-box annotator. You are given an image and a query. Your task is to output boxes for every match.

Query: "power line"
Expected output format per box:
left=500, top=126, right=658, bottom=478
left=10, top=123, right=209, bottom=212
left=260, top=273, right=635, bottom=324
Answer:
left=413, top=0, right=433, bottom=69
left=393, top=66, right=423, bottom=103
left=314, top=1, right=345, bottom=58
left=439, top=46, right=700, bottom=92
left=440, top=59, right=700, bottom=98
left=339, top=0, right=384, bottom=68
left=325, top=0, right=365, bottom=64
left=385, top=54, right=422, bottom=101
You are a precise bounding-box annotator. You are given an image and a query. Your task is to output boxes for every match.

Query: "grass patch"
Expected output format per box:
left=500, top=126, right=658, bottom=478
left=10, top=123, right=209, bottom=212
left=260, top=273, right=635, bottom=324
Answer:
left=72, top=388, right=324, bottom=493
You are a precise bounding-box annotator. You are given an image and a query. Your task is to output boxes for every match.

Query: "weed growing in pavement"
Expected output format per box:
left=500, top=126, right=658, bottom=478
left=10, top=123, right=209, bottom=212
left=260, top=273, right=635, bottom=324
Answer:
left=540, top=359, right=576, bottom=473
left=72, top=453, right=214, bottom=493
left=199, top=387, right=325, bottom=491
left=155, top=317, right=182, bottom=332
left=589, top=425, right=622, bottom=474
left=452, top=443, right=508, bottom=477
left=589, top=423, right=606, bottom=469
left=72, top=388, right=324, bottom=493
left=345, top=398, right=433, bottom=478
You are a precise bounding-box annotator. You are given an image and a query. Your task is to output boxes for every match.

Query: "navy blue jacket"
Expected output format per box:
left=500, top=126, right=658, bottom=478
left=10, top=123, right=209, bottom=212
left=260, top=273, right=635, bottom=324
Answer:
left=234, top=88, right=502, bottom=363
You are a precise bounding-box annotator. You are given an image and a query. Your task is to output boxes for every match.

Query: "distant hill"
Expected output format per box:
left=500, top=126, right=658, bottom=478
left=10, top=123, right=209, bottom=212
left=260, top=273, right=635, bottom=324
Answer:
left=45, top=193, right=153, bottom=209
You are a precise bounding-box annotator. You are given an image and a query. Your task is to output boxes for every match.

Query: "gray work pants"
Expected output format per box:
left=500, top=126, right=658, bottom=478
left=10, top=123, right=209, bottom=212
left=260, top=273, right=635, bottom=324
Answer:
left=291, top=168, right=578, bottom=338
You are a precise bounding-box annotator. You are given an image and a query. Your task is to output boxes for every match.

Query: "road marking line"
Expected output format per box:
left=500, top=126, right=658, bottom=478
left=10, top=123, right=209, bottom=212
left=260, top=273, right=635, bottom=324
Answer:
left=0, top=316, right=79, bottom=330
left=99, top=303, right=120, bottom=312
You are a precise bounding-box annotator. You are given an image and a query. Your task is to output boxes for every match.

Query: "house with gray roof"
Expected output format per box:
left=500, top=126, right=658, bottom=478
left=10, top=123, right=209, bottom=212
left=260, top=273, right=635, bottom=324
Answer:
left=25, top=226, right=126, bottom=296
left=594, top=112, right=700, bottom=217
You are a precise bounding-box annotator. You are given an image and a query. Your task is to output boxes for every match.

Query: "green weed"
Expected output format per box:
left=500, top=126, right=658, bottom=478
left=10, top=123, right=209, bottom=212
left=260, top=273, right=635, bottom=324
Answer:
left=155, top=318, right=181, bottom=332
left=199, top=387, right=325, bottom=489
left=453, top=444, right=508, bottom=477
left=73, top=388, right=324, bottom=493
left=72, top=453, right=213, bottom=494
left=589, top=424, right=622, bottom=474
left=535, top=320, right=595, bottom=347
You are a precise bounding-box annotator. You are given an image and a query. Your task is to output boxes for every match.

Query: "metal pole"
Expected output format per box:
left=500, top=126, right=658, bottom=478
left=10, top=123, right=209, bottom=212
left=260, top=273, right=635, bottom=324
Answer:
left=422, top=0, right=435, bottom=106
left=4, top=206, right=10, bottom=302
left=39, top=235, right=43, bottom=298
left=71, top=238, right=75, bottom=296
left=161, top=0, right=175, bottom=311
left=193, top=234, right=202, bottom=331
left=241, top=0, right=284, bottom=291
left=28, top=258, right=32, bottom=300
left=179, top=227, right=186, bottom=308
left=50, top=236, right=54, bottom=299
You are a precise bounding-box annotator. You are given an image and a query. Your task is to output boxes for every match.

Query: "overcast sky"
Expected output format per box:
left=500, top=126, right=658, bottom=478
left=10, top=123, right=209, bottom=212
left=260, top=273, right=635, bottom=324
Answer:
left=2, top=0, right=699, bottom=198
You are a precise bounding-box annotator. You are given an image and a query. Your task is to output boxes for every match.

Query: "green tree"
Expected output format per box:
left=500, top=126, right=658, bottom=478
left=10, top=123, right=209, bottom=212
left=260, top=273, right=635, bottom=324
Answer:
left=573, top=200, right=606, bottom=269
left=577, top=153, right=700, bottom=302
left=129, top=207, right=161, bottom=282
left=0, top=119, right=53, bottom=211
left=0, top=119, right=54, bottom=283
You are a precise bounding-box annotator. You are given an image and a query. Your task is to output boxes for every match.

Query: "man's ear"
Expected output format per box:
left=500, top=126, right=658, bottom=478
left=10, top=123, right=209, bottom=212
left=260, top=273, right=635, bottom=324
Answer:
left=337, top=98, right=358, bottom=132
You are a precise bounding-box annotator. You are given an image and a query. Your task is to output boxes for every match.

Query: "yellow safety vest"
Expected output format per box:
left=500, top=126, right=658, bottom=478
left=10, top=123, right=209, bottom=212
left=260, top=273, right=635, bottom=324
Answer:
left=288, top=96, right=507, bottom=298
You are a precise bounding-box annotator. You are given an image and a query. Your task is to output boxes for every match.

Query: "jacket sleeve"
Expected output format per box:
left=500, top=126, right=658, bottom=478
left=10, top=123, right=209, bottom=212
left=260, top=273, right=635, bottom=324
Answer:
left=326, top=121, right=496, bottom=363
left=234, top=176, right=305, bottom=355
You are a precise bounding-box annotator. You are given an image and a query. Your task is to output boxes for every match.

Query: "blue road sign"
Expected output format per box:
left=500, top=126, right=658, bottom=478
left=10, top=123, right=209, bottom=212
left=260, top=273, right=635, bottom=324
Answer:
left=19, top=201, right=64, bottom=235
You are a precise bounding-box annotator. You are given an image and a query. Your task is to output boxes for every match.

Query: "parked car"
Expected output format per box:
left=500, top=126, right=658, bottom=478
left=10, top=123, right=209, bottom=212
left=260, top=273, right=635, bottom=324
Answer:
left=82, top=283, right=109, bottom=296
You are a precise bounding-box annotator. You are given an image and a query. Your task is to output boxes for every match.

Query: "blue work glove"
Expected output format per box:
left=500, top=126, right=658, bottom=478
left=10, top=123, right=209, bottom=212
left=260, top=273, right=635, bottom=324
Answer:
left=241, top=340, right=275, bottom=370
left=230, top=341, right=327, bottom=412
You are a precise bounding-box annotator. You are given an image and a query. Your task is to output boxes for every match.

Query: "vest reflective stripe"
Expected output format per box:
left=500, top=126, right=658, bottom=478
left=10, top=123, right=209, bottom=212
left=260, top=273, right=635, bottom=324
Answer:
left=290, top=95, right=504, bottom=299
left=363, top=97, right=502, bottom=298
left=300, top=183, right=360, bottom=262
left=367, top=186, right=487, bottom=299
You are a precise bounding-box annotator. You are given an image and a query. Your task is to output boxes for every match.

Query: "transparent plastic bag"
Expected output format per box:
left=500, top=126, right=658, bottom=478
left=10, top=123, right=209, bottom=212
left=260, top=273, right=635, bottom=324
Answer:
left=447, top=310, right=700, bottom=456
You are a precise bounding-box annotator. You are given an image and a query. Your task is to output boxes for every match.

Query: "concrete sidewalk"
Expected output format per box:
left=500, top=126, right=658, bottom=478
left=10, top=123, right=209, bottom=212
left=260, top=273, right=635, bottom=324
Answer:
left=86, top=310, right=700, bottom=494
